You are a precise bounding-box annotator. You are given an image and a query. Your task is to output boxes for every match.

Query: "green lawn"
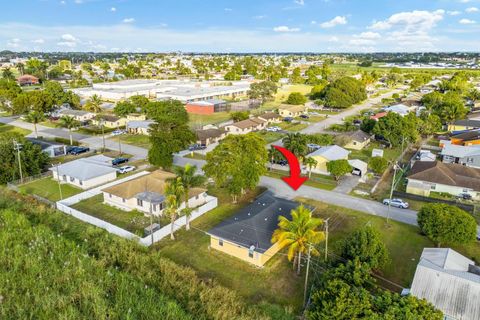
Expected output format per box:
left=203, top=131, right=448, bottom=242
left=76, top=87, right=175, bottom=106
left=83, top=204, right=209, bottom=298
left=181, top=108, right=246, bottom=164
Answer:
left=0, top=123, right=31, bottom=136
left=254, top=131, right=285, bottom=144
left=260, top=84, right=313, bottom=111
left=277, top=121, right=308, bottom=132
left=154, top=186, right=304, bottom=312
left=264, top=169, right=337, bottom=191
left=297, top=198, right=480, bottom=288
left=110, top=134, right=151, bottom=149
left=349, top=142, right=402, bottom=163
left=19, top=177, right=82, bottom=202
left=189, top=112, right=232, bottom=128
left=298, top=115, right=325, bottom=123
left=71, top=194, right=163, bottom=235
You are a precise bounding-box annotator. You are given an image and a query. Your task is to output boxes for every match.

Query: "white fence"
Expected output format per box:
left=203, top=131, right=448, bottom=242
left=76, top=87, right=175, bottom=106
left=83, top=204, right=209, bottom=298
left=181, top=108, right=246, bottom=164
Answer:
left=55, top=171, right=218, bottom=246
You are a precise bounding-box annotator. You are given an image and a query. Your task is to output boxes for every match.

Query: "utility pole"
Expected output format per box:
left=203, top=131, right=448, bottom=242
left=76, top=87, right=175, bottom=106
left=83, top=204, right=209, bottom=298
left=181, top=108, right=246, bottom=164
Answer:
left=117, top=124, right=122, bottom=156
left=53, top=163, right=63, bottom=200
left=303, top=243, right=312, bottom=307
left=387, top=162, right=399, bottom=226
left=149, top=202, right=154, bottom=245
left=13, top=140, right=23, bottom=183
left=101, top=121, right=106, bottom=152
left=324, top=217, right=330, bottom=262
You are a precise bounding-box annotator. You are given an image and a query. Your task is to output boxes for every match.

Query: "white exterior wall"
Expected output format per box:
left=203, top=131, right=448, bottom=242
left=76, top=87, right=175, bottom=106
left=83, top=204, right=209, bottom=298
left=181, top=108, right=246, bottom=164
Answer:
left=408, top=178, right=480, bottom=200
left=52, top=170, right=117, bottom=190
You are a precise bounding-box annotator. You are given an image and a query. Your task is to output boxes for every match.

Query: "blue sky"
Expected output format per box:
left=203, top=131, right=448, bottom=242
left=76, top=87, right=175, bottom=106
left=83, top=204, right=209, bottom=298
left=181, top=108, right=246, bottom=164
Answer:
left=1, top=0, right=480, bottom=52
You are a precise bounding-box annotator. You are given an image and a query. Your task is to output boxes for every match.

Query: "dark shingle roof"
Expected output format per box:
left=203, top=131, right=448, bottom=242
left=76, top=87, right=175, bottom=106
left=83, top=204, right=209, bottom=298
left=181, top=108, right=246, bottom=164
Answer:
left=408, top=161, right=480, bottom=191
left=453, top=119, right=480, bottom=128
left=207, top=191, right=299, bottom=253
left=451, top=130, right=480, bottom=142
left=196, top=128, right=225, bottom=140
left=348, top=130, right=371, bottom=142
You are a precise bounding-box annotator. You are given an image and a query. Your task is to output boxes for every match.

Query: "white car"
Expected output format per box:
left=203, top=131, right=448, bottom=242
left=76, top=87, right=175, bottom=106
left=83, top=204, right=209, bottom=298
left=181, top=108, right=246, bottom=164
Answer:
left=266, top=126, right=280, bottom=132
left=382, top=198, right=409, bottom=209
left=307, top=143, right=321, bottom=150
left=116, top=165, right=136, bottom=174
left=111, top=129, right=126, bottom=136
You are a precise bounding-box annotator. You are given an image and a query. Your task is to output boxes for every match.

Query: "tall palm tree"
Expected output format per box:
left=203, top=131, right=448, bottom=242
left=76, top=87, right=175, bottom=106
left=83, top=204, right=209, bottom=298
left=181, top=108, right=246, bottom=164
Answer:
left=59, top=115, right=80, bottom=145
left=304, top=157, right=318, bottom=178
left=282, top=133, right=308, bottom=160
left=174, top=163, right=206, bottom=230
left=84, top=94, right=103, bottom=113
left=165, top=177, right=184, bottom=240
left=271, top=205, right=325, bottom=275
left=24, top=110, right=45, bottom=138
left=16, top=62, right=25, bottom=76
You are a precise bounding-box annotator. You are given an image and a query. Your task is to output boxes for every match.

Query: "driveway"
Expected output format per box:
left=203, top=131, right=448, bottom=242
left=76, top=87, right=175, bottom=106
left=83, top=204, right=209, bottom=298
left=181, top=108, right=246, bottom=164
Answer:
left=333, top=175, right=361, bottom=194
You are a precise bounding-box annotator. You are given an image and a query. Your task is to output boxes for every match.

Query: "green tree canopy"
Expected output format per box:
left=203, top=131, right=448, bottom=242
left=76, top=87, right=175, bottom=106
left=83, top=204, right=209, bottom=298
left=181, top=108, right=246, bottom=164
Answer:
left=368, top=156, right=388, bottom=175
left=319, top=77, right=367, bottom=109
left=286, top=92, right=307, bottom=105
left=114, top=101, right=136, bottom=117
left=247, top=81, right=278, bottom=103
left=326, top=159, right=352, bottom=180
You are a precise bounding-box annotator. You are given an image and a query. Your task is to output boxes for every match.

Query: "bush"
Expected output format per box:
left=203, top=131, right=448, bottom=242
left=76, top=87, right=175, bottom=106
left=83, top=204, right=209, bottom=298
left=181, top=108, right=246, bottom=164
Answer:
left=286, top=92, right=307, bottom=105
left=368, top=157, right=388, bottom=175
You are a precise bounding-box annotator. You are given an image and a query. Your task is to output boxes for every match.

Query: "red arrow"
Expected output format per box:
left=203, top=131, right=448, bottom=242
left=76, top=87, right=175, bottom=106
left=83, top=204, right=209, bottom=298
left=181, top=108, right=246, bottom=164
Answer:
left=273, top=145, right=308, bottom=191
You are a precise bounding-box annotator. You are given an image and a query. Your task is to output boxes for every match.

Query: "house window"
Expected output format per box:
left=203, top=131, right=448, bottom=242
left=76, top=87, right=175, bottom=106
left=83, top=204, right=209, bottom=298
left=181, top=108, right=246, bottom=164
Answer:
left=467, top=157, right=474, bottom=163
left=137, top=199, right=143, bottom=206
left=70, top=176, right=75, bottom=182
left=62, top=175, right=67, bottom=181
left=353, top=141, right=357, bottom=145
left=79, top=180, right=83, bottom=186
left=463, top=189, right=470, bottom=193
left=430, top=184, right=436, bottom=190
left=109, top=193, right=112, bottom=198
left=196, top=195, right=199, bottom=199
left=159, top=202, right=163, bottom=210
left=152, top=204, right=157, bottom=211
left=219, top=239, right=223, bottom=246
left=248, top=251, right=254, bottom=258
left=122, top=198, right=125, bottom=203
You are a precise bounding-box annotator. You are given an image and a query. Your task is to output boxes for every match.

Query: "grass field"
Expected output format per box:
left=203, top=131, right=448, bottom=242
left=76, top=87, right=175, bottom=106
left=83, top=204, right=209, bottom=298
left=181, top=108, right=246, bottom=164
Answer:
left=260, top=84, right=313, bottom=111
left=110, top=134, right=151, bottom=149
left=154, top=186, right=304, bottom=311
left=349, top=142, right=402, bottom=163
left=189, top=112, right=232, bottom=128
left=19, top=177, right=82, bottom=202
left=0, top=123, right=31, bottom=136
left=278, top=121, right=308, bottom=132
left=71, top=194, right=162, bottom=235
left=254, top=131, right=285, bottom=144
left=264, top=169, right=337, bottom=191
left=298, top=198, right=480, bottom=288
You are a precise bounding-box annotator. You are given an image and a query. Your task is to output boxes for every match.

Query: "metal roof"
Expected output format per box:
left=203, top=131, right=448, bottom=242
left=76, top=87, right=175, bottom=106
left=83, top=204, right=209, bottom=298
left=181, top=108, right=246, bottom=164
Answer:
left=49, top=155, right=117, bottom=181
left=308, top=145, right=350, bottom=161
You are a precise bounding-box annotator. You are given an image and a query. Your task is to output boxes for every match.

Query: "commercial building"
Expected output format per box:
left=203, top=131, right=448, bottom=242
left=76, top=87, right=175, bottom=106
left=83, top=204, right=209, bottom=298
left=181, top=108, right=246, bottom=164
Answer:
left=185, top=99, right=228, bottom=114
left=207, top=191, right=299, bottom=267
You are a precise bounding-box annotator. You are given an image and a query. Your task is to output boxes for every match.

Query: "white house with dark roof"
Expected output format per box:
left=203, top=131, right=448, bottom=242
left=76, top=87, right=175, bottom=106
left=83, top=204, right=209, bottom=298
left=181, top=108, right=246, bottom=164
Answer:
left=410, top=248, right=480, bottom=320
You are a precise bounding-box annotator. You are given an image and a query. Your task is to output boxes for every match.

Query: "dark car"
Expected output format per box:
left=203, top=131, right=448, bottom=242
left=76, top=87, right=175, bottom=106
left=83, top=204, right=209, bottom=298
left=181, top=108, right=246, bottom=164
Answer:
left=68, top=146, right=90, bottom=155
left=299, top=114, right=310, bottom=119
left=283, top=117, right=294, bottom=122
left=456, top=193, right=472, bottom=200
left=274, top=160, right=288, bottom=166
left=188, top=144, right=206, bottom=151
left=112, top=157, right=129, bottom=166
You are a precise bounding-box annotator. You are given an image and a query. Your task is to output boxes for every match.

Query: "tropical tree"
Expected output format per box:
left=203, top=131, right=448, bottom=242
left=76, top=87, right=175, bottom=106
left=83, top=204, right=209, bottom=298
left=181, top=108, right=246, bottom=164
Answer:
left=24, top=110, right=45, bottom=138
left=84, top=94, right=103, bottom=113
left=286, top=92, right=307, bottom=105
left=282, top=133, right=308, bottom=159
left=174, top=163, right=206, bottom=230
left=58, top=115, right=80, bottom=145
left=2, top=68, right=15, bottom=81
left=164, top=177, right=185, bottom=240
left=327, top=159, right=352, bottom=180
left=304, top=157, right=318, bottom=178
left=271, top=205, right=325, bottom=275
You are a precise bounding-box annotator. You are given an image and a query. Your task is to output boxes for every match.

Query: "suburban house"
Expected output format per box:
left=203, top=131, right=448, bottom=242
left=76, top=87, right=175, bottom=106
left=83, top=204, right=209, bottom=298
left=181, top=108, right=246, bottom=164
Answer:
left=409, top=248, right=480, bottom=320
left=369, top=112, right=387, bottom=121
left=207, top=191, right=299, bottom=267
left=406, top=161, right=480, bottom=200
left=442, top=130, right=480, bottom=147
left=343, top=130, right=372, bottom=150
left=441, top=144, right=480, bottom=168
left=307, top=145, right=350, bottom=174
left=224, top=117, right=267, bottom=134
left=185, top=99, right=228, bottom=114
left=91, top=115, right=127, bottom=128
left=383, top=104, right=413, bottom=117
left=101, top=170, right=208, bottom=215
left=195, top=128, right=227, bottom=146
left=278, top=104, right=306, bottom=118
left=58, top=109, right=96, bottom=122
left=126, top=113, right=147, bottom=121
left=28, top=138, right=67, bottom=157
left=17, top=74, right=39, bottom=86
left=415, top=149, right=436, bottom=162
left=258, top=112, right=282, bottom=124
left=126, top=120, right=154, bottom=135
left=448, top=119, right=480, bottom=133
left=50, top=155, right=117, bottom=189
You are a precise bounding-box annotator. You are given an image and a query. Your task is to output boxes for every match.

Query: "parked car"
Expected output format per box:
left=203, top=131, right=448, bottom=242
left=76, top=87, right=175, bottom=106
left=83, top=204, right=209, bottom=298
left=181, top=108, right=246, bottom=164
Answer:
left=382, top=198, right=409, bottom=209
left=266, top=126, right=281, bottom=132
left=188, top=144, right=206, bottom=151
left=307, top=143, right=321, bottom=150
left=299, top=114, right=310, bottom=119
left=111, top=129, right=126, bottom=136
left=116, top=165, right=136, bottom=174
left=274, top=160, right=288, bottom=166
left=68, top=146, right=90, bottom=155
left=112, top=157, right=129, bottom=166
left=283, top=117, right=294, bottom=122
left=456, top=193, right=473, bottom=200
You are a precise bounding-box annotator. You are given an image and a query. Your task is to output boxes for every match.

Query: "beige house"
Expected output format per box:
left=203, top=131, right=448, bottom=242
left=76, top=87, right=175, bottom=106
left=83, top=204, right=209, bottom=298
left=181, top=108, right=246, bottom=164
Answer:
left=278, top=104, right=306, bottom=118
left=126, top=120, right=154, bottom=135
left=307, top=145, right=350, bottom=174
left=224, top=117, right=267, bottom=134
left=258, top=112, right=282, bottom=124
left=344, top=130, right=372, bottom=150
left=58, top=109, right=96, bottom=122
left=406, top=161, right=480, bottom=200
left=196, top=128, right=227, bottom=145
left=91, top=115, right=127, bottom=128
left=126, top=113, right=147, bottom=121
left=101, top=170, right=208, bottom=215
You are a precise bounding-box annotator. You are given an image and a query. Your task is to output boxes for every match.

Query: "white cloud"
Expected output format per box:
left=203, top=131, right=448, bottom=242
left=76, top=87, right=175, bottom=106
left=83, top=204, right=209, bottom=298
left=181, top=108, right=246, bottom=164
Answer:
left=6, top=38, right=21, bottom=48
left=460, top=0, right=473, bottom=3
left=273, top=25, right=300, bottom=32
left=110, top=7, right=116, bottom=12
left=294, top=0, right=305, bottom=5
left=466, top=7, right=479, bottom=12
left=459, top=18, right=476, bottom=24
left=355, top=31, right=381, bottom=39
left=224, top=8, right=233, bottom=12
left=61, top=33, right=76, bottom=42
left=31, top=38, right=45, bottom=44
left=369, top=10, right=444, bottom=30
left=320, top=16, right=347, bottom=28
left=122, top=18, right=135, bottom=23
left=448, top=10, right=462, bottom=16
left=57, top=33, right=78, bottom=47
left=328, top=36, right=339, bottom=42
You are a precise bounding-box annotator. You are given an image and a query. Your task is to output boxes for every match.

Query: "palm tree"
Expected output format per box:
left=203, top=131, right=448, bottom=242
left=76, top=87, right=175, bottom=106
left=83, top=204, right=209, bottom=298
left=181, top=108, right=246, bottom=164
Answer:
left=1, top=68, right=14, bottom=81
left=84, top=94, right=103, bottom=113
left=59, top=115, right=80, bottom=145
left=304, top=157, right=318, bottom=178
left=271, top=205, right=325, bottom=275
left=165, top=177, right=184, bottom=240
left=24, top=110, right=45, bottom=138
left=174, top=163, right=206, bottom=230
left=282, top=133, right=308, bottom=160
left=16, top=63, right=25, bottom=76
